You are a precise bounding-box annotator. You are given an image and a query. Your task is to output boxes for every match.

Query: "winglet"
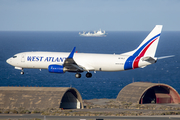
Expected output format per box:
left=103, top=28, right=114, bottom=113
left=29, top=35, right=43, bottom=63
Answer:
left=67, top=47, right=76, bottom=59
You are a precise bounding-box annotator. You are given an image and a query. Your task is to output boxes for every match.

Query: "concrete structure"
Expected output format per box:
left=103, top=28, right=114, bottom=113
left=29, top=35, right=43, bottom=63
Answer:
left=0, top=87, right=84, bottom=109
left=116, top=82, right=180, bottom=104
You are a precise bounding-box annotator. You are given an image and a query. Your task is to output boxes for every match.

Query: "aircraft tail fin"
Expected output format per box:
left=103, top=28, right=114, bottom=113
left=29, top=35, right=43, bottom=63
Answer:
left=133, top=25, right=163, bottom=57
left=124, top=25, right=163, bottom=70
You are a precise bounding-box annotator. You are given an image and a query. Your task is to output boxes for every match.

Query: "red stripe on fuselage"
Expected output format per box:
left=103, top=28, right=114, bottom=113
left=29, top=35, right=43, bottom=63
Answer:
left=133, top=37, right=158, bottom=68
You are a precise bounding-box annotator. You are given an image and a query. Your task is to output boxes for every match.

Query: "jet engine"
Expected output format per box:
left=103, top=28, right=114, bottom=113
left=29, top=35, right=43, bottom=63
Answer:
left=48, top=65, right=66, bottom=73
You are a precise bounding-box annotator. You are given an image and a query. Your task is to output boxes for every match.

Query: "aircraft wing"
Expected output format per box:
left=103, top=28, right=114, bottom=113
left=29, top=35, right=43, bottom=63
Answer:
left=63, top=47, right=84, bottom=72
left=63, top=47, right=95, bottom=72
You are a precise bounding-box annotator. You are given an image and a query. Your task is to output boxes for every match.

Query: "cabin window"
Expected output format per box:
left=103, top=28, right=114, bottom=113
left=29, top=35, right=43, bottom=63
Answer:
left=13, top=56, right=17, bottom=58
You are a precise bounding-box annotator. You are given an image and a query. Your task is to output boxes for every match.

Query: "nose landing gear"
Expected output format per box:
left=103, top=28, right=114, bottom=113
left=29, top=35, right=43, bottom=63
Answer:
left=20, top=69, right=24, bottom=75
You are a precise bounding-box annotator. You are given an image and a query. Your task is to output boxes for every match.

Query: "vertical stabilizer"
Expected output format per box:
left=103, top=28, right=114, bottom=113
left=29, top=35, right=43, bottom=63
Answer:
left=134, top=25, right=163, bottom=57
left=124, top=25, right=163, bottom=70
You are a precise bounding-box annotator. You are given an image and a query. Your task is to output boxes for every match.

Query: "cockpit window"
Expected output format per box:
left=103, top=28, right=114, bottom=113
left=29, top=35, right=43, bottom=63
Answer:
left=13, top=56, right=17, bottom=58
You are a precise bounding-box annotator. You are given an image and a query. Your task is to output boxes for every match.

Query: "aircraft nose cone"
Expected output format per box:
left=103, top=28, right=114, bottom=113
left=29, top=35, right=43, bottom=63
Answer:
left=6, top=58, right=12, bottom=64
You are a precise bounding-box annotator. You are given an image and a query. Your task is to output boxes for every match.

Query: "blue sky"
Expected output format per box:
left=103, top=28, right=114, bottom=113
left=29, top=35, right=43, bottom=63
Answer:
left=0, top=0, right=180, bottom=31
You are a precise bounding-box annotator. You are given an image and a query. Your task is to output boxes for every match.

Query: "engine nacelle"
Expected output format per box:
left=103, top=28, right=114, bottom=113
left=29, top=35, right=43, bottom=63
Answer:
left=48, top=65, right=66, bottom=73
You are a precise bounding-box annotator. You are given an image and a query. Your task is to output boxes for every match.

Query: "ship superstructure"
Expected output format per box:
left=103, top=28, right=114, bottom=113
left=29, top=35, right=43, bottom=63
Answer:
left=79, top=29, right=106, bottom=37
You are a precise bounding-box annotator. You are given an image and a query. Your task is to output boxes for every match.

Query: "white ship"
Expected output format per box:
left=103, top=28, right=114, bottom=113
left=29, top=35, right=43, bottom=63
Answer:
left=79, top=29, right=107, bottom=37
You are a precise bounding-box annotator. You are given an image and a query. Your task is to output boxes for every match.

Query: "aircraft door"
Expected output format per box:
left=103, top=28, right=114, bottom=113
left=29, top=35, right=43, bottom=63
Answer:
left=21, top=54, right=26, bottom=62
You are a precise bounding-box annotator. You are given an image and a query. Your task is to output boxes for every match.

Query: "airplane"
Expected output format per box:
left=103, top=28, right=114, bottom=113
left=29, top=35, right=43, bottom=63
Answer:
left=6, top=25, right=173, bottom=78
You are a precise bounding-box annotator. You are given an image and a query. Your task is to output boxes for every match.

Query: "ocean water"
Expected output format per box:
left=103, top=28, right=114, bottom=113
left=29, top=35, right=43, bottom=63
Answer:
left=0, top=31, right=180, bottom=100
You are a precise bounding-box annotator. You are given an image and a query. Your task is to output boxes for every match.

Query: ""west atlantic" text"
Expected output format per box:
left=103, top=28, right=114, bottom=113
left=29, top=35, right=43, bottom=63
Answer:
left=27, top=56, right=66, bottom=62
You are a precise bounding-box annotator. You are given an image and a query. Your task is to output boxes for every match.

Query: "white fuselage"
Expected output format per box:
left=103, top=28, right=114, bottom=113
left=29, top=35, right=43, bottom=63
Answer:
left=6, top=51, right=152, bottom=72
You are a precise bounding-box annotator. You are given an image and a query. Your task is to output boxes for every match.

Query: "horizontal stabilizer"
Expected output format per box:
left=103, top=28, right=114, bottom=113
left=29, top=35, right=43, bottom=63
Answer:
left=157, top=55, right=175, bottom=60
left=142, top=56, right=156, bottom=61
left=140, top=66, right=147, bottom=68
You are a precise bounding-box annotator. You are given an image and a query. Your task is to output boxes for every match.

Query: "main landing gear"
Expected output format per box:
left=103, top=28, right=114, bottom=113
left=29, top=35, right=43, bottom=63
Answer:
left=75, top=73, right=81, bottom=78
left=86, top=72, right=92, bottom=78
left=75, top=72, right=92, bottom=78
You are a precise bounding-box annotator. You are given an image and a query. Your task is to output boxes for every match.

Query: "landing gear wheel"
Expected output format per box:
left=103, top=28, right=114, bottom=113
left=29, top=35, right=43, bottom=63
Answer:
left=75, top=73, right=81, bottom=78
left=21, top=71, right=24, bottom=75
left=86, top=72, right=92, bottom=78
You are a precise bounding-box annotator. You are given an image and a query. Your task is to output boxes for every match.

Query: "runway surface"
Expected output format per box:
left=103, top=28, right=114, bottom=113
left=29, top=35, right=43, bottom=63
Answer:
left=1, top=114, right=180, bottom=120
